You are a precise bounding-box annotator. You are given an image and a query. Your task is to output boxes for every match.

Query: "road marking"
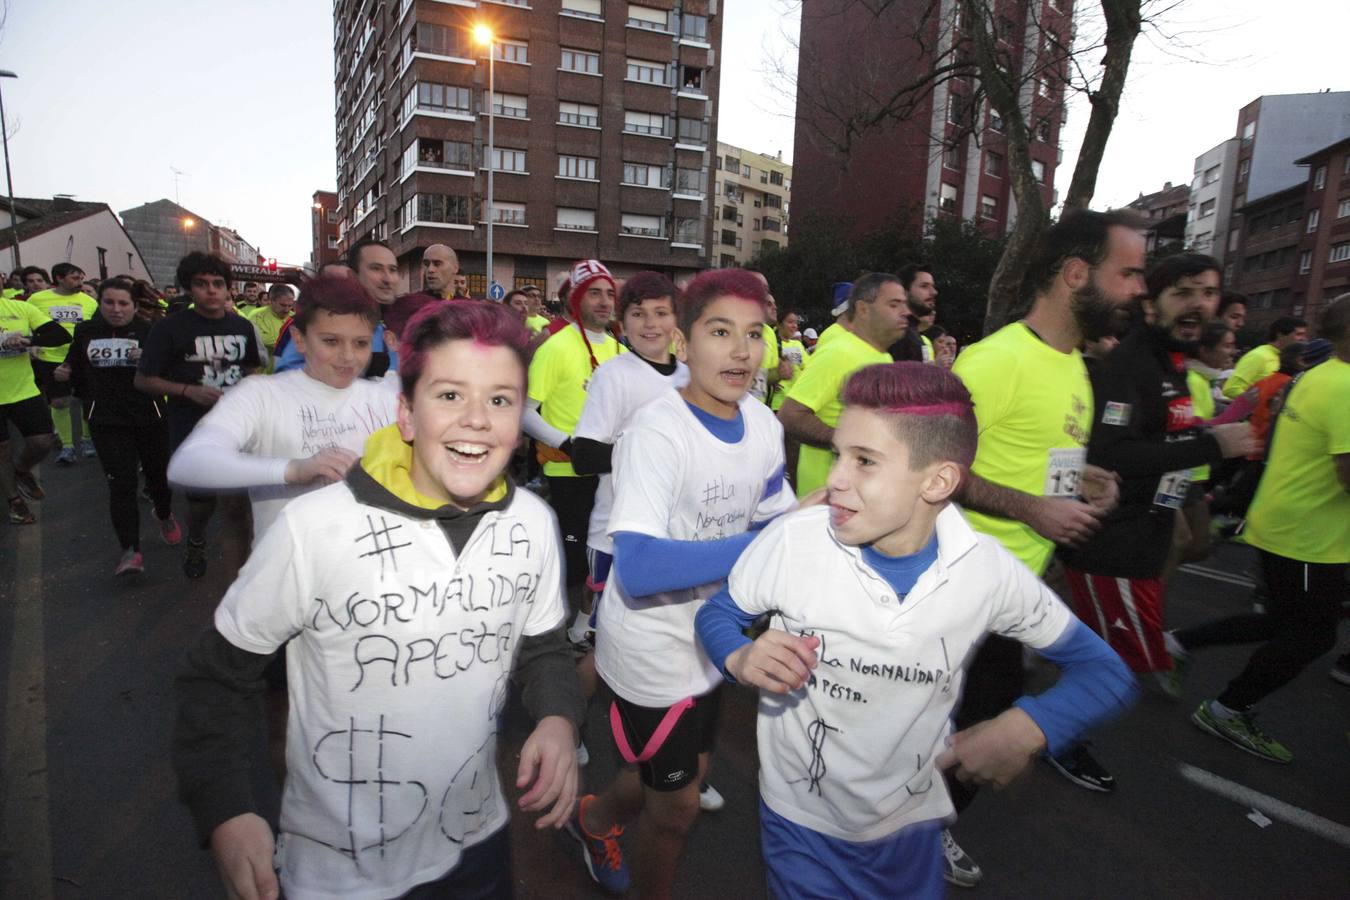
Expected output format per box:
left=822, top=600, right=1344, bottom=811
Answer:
left=2, top=521, right=53, bottom=899
left=1176, top=762, right=1350, bottom=849
left=1178, top=563, right=1256, bottom=588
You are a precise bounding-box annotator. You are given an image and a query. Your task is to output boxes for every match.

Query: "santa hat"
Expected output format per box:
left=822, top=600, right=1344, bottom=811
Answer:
left=566, top=259, right=615, bottom=370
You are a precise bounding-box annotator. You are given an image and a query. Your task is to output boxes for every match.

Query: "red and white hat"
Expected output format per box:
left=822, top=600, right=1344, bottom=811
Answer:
left=565, top=259, right=615, bottom=371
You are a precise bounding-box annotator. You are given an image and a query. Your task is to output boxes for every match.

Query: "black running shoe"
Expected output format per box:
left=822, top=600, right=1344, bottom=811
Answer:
left=1045, top=744, right=1116, bottom=793
left=183, top=539, right=208, bottom=579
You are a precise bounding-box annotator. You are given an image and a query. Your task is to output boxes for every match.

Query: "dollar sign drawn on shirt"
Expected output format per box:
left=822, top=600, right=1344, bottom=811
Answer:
left=438, top=731, right=500, bottom=845
left=311, top=715, right=429, bottom=861
left=789, top=718, right=840, bottom=797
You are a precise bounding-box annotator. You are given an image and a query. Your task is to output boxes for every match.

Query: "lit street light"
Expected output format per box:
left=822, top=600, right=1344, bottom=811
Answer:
left=0, top=70, right=20, bottom=271
left=473, top=23, right=495, bottom=295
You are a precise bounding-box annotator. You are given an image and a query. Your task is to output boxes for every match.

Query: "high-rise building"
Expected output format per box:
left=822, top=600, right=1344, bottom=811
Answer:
left=1184, top=138, right=1239, bottom=261
left=312, top=189, right=341, bottom=270
left=332, top=0, right=723, bottom=296
left=790, top=0, right=1067, bottom=240
left=710, top=141, right=791, bottom=267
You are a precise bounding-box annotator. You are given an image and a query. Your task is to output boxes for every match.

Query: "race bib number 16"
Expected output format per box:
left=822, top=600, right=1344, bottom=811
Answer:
left=1153, top=470, right=1191, bottom=510
left=1044, top=448, right=1086, bottom=497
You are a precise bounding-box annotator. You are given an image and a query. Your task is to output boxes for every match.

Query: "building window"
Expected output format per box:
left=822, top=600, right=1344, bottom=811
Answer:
left=560, top=48, right=601, bottom=74
left=720, top=229, right=738, bottom=247
left=621, top=212, right=666, bottom=237
left=984, top=151, right=1003, bottom=177
left=1031, top=159, right=1046, bottom=183
left=942, top=144, right=960, bottom=170
left=1203, top=165, right=1221, bottom=186
left=623, top=110, right=668, bottom=136
left=677, top=118, right=708, bottom=146
left=1241, top=121, right=1255, bottom=144
left=1313, top=166, right=1326, bottom=190
left=1228, top=229, right=1240, bottom=251
left=681, top=13, right=709, bottom=41
left=1331, top=243, right=1350, bottom=264
left=491, top=148, right=527, bottom=172
left=675, top=167, right=706, bottom=196
left=627, top=4, right=671, bottom=31
left=491, top=93, right=528, bottom=118
left=764, top=193, right=782, bottom=209
left=327, top=235, right=339, bottom=249
left=939, top=182, right=957, bottom=212
left=494, top=39, right=528, bottom=64
left=1307, top=209, right=1320, bottom=232
left=556, top=207, right=596, bottom=231
left=558, top=155, right=597, bottom=179
left=406, top=194, right=472, bottom=226
left=679, top=65, right=705, bottom=92
left=721, top=204, right=736, bottom=220
left=408, top=23, right=470, bottom=61
left=1338, top=199, right=1350, bottom=219
left=490, top=202, right=526, bottom=226
left=769, top=170, right=784, bottom=186
left=980, top=195, right=997, bottom=219
left=761, top=216, right=782, bottom=233
left=989, top=109, right=1005, bottom=133
left=1238, top=158, right=1250, bottom=182
left=403, top=82, right=473, bottom=119
left=1199, top=198, right=1215, bottom=218
left=1036, top=118, right=1051, bottom=142
left=404, top=138, right=473, bottom=173
left=1299, top=250, right=1313, bottom=273
left=622, top=161, right=670, bottom=187
left=626, top=58, right=669, bottom=85
left=558, top=101, right=600, bottom=127
left=947, top=92, right=965, bottom=125
left=724, top=154, right=741, bottom=171
left=561, top=0, right=603, bottom=19
left=327, top=210, right=338, bottom=224
left=672, top=216, right=701, bottom=243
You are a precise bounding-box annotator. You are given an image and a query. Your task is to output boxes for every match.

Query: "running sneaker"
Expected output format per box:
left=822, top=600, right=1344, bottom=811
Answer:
left=115, top=549, right=144, bottom=576
left=1331, top=654, right=1350, bottom=687
left=940, top=828, right=983, bottom=888
left=183, top=539, right=208, bottom=579
left=8, top=496, right=36, bottom=525
left=1045, top=744, right=1116, bottom=792
left=567, top=609, right=595, bottom=648
left=1191, top=701, right=1292, bottom=763
left=55, top=446, right=76, bottom=466
left=79, top=439, right=97, bottom=459
left=13, top=469, right=44, bottom=501
left=567, top=795, right=630, bottom=895
left=698, top=783, right=725, bottom=812
left=159, top=513, right=183, bottom=546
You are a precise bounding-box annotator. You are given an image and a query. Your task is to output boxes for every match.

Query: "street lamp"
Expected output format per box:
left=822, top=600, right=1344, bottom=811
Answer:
left=181, top=216, right=195, bottom=266
left=0, top=70, right=21, bottom=271
left=473, top=23, right=495, bottom=294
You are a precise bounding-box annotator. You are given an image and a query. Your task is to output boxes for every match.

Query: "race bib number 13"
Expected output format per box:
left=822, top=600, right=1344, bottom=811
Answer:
left=1044, top=448, right=1086, bottom=497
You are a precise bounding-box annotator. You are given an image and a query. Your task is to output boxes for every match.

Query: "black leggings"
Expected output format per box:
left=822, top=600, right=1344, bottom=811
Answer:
left=1176, top=551, right=1345, bottom=710
left=90, top=421, right=173, bottom=551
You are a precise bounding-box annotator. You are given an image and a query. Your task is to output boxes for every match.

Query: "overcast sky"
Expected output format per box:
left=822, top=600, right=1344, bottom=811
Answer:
left=2, top=0, right=1343, bottom=267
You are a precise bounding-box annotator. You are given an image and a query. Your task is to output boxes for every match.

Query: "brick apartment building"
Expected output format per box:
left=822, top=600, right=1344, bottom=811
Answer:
left=311, top=189, right=342, bottom=270
left=120, top=199, right=261, bottom=288
left=711, top=141, right=791, bottom=267
left=790, top=0, right=1067, bottom=240
left=332, top=0, right=723, bottom=297
left=1124, top=181, right=1189, bottom=257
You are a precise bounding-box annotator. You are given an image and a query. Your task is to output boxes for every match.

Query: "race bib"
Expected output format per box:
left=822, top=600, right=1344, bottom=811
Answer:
left=0, top=331, right=24, bottom=357
left=749, top=369, right=769, bottom=403
left=47, top=305, right=84, bottom=323
left=1153, top=470, right=1191, bottom=509
left=1044, top=447, right=1086, bottom=497
left=87, top=338, right=139, bottom=368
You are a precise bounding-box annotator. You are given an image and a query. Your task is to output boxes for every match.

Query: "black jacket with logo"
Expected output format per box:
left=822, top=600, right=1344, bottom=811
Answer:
left=1059, top=326, right=1223, bottom=579
left=67, top=314, right=165, bottom=427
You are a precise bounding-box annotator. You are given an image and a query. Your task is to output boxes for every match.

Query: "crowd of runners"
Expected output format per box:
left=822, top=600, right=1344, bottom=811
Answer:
left=0, top=206, right=1345, bottom=899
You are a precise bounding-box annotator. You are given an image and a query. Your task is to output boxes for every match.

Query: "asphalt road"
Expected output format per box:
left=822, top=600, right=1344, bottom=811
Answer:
left=2, top=456, right=1347, bottom=899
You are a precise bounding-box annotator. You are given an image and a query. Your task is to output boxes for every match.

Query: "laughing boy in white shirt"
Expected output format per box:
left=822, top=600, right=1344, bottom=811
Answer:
left=696, top=362, right=1137, bottom=900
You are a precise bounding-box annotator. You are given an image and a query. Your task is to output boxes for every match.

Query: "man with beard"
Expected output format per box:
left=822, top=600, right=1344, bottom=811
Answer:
left=1056, top=254, right=1258, bottom=770
left=940, top=209, right=1138, bottom=885
left=888, top=264, right=939, bottom=362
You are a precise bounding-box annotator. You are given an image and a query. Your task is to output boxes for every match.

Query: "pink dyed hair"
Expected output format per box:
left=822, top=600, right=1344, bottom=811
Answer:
left=841, top=362, right=978, bottom=468
left=293, top=274, right=380, bottom=333
left=676, top=268, right=768, bottom=337
left=398, top=299, right=531, bottom=397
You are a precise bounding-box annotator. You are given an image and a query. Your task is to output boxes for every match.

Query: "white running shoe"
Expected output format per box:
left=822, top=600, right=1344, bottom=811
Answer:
left=698, top=783, right=725, bottom=812
left=941, top=828, right=983, bottom=887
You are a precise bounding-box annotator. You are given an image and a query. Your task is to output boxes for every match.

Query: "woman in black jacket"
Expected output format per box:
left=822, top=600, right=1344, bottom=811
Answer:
left=56, top=276, right=181, bottom=575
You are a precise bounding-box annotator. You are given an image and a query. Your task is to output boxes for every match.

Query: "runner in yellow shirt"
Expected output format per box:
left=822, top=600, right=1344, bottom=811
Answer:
left=770, top=309, right=805, bottom=412
left=1222, top=315, right=1306, bottom=398
left=778, top=273, right=908, bottom=496
left=1, top=295, right=72, bottom=522
left=245, top=284, right=296, bottom=373
left=26, top=262, right=99, bottom=463
left=524, top=260, right=624, bottom=623
left=1170, top=293, right=1349, bottom=763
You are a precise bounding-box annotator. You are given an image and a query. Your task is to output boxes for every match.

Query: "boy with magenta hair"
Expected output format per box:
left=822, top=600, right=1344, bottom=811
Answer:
left=569, top=269, right=798, bottom=897
left=696, top=362, right=1137, bottom=899
left=173, top=300, right=583, bottom=900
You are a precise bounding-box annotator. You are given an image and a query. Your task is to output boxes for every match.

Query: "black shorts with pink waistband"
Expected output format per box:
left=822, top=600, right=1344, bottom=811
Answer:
left=606, top=683, right=722, bottom=792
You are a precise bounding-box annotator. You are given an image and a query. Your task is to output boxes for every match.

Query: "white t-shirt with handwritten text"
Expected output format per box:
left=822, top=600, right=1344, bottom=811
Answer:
left=728, top=504, right=1073, bottom=842
left=573, top=353, right=689, bottom=555
left=596, top=390, right=794, bottom=708
left=178, top=369, right=398, bottom=544
left=215, top=481, right=566, bottom=900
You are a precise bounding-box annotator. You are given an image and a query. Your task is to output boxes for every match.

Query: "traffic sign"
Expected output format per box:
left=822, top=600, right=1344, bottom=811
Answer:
left=488, top=281, right=505, bottom=301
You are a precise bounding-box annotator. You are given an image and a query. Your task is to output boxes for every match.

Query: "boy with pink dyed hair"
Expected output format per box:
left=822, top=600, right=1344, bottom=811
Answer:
left=696, top=362, right=1137, bottom=899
